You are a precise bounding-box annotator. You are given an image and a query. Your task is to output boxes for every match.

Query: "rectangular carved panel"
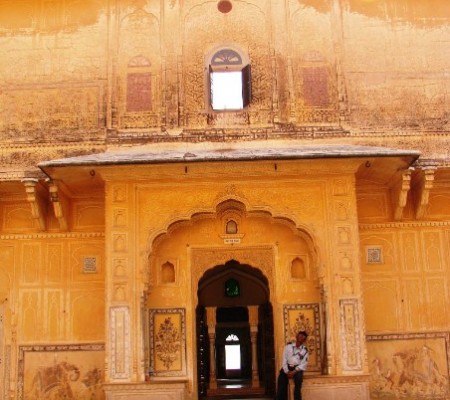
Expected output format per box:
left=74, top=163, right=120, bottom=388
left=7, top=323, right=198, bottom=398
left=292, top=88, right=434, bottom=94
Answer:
left=17, top=343, right=105, bottom=400
left=110, top=306, right=131, bottom=379
left=303, top=67, right=330, bottom=107
left=339, top=299, right=362, bottom=371
left=367, top=332, right=449, bottom=400
left=283, top=303, right=321, bottom=373
left=127, top=73, right=152, bottom=112
left=148, top=308, right=186, bottom=377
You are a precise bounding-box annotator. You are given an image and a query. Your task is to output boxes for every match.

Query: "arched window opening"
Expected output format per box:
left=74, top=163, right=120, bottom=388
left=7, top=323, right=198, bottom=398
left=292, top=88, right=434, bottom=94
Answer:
left=226, top=219, right=238, bottom=234
left=225, top=333, right=241, bottom=370
left=208, top=48, right=251, bottom=111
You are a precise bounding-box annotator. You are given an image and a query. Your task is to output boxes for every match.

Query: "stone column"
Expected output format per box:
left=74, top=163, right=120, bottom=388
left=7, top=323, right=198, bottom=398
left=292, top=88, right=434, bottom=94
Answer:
left=248, top=306, right=260, bottom=388
left=206, top=307, right=217, bottom=389
left=105, top=183, right=137, bottom=383
left=328, top=175, right=369, bottom=376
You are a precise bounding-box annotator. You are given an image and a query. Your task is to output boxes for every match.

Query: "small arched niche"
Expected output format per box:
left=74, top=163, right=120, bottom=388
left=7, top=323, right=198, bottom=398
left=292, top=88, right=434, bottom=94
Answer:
left=291, top=257, right=306, bottom=279
left=161, top=261, right=175, bottom=284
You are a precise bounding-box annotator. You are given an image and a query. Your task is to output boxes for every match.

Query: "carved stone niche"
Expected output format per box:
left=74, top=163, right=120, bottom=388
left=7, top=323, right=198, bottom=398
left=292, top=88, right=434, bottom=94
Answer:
left=217, top=199, right=245, bottom=237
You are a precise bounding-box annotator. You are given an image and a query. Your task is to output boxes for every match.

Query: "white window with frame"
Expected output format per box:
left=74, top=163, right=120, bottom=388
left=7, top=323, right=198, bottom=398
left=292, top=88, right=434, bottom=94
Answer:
left=207, top=47, right=251, bottom=111
left=225, top=333, right=241, bottom=370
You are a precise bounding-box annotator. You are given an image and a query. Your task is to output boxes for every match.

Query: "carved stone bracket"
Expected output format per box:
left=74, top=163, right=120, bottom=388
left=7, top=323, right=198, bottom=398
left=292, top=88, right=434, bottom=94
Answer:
left=48, top=180, right=69, bottom=231
left=389, top=168, right=412, bottom=221
left=21, top=178, right=47, bottom=231
left=413, top=168, right=435, bottom=220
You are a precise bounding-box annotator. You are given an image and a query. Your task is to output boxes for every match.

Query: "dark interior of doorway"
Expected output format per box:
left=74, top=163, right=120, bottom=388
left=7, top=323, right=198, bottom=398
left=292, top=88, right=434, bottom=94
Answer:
left=196, top=302, right=275, bottom=399
left=215, top=306, right=252, bottom=382
left=196, top=260, right=275, bottom=399
left=197, top=303, right=275, bottom=400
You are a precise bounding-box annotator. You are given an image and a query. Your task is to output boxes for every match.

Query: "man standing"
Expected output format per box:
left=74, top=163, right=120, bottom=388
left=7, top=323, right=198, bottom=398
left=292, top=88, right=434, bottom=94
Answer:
left=276, top=331, right=309, bottom=400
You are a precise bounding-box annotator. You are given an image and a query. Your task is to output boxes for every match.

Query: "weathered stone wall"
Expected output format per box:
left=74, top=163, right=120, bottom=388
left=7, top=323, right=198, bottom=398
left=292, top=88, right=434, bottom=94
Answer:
left=0, top=0, right=448, bottom=164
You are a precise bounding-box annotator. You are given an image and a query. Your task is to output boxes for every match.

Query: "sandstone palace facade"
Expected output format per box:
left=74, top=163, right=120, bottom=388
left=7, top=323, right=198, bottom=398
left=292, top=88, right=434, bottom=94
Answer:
left=0, top=1, right=449, bottom=400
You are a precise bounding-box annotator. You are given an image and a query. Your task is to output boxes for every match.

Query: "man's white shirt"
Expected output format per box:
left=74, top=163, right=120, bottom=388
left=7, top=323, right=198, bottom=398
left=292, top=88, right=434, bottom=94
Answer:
left=282, top=342, right=309, bottom=373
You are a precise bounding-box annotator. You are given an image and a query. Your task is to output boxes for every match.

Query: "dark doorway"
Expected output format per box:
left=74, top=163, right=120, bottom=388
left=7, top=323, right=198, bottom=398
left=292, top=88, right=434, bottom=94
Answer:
left=216, top=307, right=251, bottom=381
left=196, top=260, right=275, bottom=399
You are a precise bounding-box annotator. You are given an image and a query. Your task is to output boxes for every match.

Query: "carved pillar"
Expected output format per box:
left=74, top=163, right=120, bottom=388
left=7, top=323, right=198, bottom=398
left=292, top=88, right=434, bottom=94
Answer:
left=328, top=175, right=368, bottom=376
left=206, top=307, right=217, bottom=389
left=248, top=306, right=260, bottom=388
left=105, top=183, right=138, bottom=383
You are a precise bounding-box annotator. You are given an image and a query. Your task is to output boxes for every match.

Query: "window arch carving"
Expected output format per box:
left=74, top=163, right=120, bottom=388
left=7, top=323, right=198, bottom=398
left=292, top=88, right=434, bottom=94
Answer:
left=207, top=46, right=251, bottom=111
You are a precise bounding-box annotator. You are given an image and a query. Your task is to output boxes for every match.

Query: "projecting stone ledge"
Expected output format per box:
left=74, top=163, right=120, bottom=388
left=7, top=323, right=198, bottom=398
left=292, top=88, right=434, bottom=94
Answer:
left=38, top=142, right=420, bottom=168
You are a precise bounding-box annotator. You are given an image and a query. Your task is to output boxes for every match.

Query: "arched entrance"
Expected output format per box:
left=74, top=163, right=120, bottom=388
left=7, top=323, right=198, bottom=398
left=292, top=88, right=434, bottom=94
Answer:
left=196, top=260, right=275, bottom=399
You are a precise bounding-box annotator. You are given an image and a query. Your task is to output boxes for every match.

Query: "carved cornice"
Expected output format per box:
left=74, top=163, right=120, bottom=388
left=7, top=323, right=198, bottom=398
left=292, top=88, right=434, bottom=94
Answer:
left=0, top=141, right=105, bottom=150
left=0, top=232, right=104, bottom=240
left=367, top=331, right=449, bottom=341
left=303, top=373, right=371, bottom=385
left=103, top=380, right=187, bottom=392
left=359, top=221, right=450, bottom=230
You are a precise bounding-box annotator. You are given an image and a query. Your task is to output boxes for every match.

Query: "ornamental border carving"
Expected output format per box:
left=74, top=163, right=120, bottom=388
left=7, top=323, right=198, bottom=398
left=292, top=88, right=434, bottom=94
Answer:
left=0, top=232, right=104, bottom=240
left=339, top=298, right=363, bottom=372
left=359, top=221, right=450, bottom=230
left=2, top=345, right=10, bottom=400
left=110, top=306, right=131, bottom=379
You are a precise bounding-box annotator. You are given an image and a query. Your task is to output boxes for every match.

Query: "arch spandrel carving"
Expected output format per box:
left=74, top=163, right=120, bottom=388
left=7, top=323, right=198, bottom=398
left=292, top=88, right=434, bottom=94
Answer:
left=191, top=246, right=275, bottom=305
left=191, top=246, right=274, bottom=277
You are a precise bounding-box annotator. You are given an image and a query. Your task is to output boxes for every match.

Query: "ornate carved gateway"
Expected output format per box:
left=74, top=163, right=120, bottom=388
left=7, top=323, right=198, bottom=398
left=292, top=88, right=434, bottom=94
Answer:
left=35, top=144, right=419, bottom=400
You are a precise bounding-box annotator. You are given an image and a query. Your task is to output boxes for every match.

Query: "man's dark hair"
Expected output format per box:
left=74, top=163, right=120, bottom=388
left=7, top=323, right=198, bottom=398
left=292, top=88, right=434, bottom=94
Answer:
left=297, top=330, right=308, bottom=338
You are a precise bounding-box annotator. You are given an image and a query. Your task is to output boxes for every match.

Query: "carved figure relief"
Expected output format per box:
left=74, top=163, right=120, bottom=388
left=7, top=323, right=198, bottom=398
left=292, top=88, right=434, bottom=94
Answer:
left=368, top=333, right=450, bottom=400
left=18, top=344, right=105, bottom=400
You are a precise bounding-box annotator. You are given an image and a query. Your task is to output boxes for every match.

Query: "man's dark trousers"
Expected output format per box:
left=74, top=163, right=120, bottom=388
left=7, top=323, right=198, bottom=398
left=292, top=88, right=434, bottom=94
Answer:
left=276, top=369, right=304, bottom=400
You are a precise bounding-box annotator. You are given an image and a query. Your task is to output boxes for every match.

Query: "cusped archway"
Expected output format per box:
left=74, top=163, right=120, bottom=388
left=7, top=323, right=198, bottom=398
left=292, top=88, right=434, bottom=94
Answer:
left=198, top=259, right=269, bottom=307
left=196, top=260, right=275, bottom=399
